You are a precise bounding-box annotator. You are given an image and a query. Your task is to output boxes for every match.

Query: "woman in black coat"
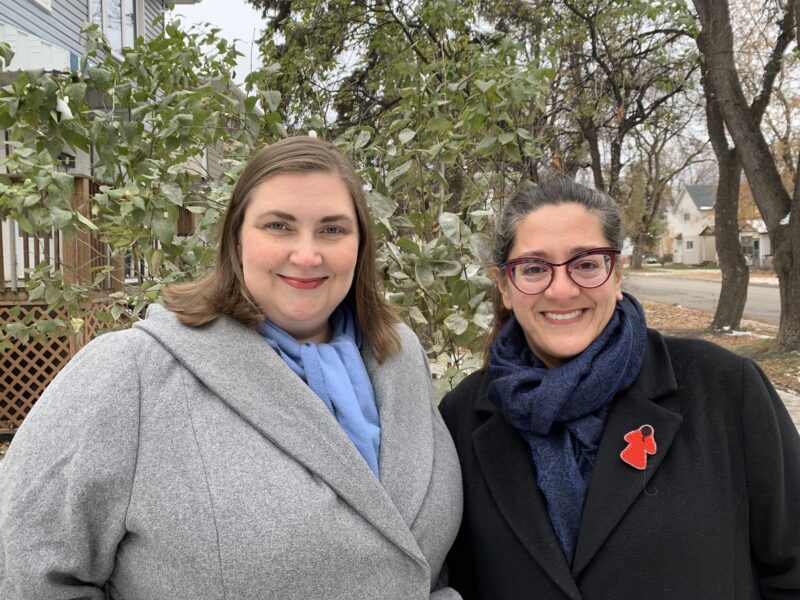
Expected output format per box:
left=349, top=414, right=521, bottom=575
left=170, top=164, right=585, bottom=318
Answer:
left=440, top=177, right=800, bottom=600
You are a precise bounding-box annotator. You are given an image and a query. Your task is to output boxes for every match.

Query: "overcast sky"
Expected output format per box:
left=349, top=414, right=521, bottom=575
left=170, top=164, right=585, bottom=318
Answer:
left=167, top=0, right=266, bottom=83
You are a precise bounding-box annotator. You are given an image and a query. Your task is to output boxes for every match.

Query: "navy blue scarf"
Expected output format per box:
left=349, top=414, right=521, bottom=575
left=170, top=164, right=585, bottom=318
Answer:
left=487, top=292, right=647, bottom=565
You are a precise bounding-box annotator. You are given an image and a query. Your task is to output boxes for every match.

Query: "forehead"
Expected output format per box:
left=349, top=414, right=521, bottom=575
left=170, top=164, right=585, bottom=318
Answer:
left=245, top=171, right=356, bottom=212
left=510, top=203, right=609, bottom=258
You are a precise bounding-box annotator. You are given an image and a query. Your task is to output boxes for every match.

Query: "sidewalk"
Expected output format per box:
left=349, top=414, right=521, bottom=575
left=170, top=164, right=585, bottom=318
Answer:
left=779, top=390, right=800, bottom=431
left=631, top=266, right=779, bottom=287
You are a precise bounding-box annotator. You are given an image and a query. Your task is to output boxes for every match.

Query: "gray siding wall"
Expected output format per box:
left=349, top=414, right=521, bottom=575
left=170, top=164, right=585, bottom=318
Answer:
left=0, top=0, right=166, bottom=62
left=0, top=0, right=87, bottom=56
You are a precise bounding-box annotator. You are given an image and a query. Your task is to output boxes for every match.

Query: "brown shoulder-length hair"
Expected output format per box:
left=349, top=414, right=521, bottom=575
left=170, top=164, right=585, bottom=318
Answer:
left=163, top=136, right=400, bottom=362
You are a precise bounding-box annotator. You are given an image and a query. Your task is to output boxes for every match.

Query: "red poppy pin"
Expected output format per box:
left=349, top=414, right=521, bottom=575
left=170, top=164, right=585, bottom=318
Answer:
left=620, top=424, right=657, bottom=470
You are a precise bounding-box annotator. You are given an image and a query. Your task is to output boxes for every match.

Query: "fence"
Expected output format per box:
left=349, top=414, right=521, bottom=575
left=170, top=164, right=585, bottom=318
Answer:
left=0, top=174, right=191, bottom=435
left=1, top=174, right=198, bottom=434
left=0, top=300, right=117, bottom=435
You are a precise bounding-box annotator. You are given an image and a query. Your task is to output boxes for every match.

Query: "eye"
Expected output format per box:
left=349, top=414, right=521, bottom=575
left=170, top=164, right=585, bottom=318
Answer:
left=262, top=221, right=289, bottom=231
left=516, top=262, right=550, bottom=277
left=572, top=259, right=601, bottom=271
left=321, top=225, right=345, bottom=235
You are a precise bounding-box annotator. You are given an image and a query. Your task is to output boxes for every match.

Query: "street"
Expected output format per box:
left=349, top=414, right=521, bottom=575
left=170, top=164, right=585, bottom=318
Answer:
left=623, top=273, right=781, bottom=325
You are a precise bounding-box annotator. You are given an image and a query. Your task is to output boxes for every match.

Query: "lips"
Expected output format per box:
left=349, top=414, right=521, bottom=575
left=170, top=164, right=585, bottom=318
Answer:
left=279, top=275, right=328, bottom=289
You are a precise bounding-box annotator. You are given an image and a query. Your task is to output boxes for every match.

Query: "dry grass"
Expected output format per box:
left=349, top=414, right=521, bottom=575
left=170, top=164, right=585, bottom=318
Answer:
left=642, top=301, right=799, bottom=396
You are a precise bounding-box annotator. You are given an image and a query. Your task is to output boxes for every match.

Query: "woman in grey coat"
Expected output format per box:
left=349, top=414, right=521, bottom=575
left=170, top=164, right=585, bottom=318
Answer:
left=0, top=137, right=463, bottom=599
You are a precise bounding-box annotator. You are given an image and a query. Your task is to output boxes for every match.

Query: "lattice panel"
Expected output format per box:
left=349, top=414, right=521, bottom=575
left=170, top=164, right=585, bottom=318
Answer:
left=0, top=304, right=76, bottom=432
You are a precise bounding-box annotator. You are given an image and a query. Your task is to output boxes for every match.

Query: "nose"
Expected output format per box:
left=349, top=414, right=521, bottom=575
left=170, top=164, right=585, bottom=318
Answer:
left=289, top=235, right=323, bottom=268
left=543, top=264, right=581, bottom=299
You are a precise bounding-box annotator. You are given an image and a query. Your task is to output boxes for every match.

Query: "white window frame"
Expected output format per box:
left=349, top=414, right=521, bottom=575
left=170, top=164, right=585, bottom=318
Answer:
left=32, top=0, right=53, bottom=11
left=89, top=0, right=138, bottom=52
left=685, top=240, right=694, bottom=250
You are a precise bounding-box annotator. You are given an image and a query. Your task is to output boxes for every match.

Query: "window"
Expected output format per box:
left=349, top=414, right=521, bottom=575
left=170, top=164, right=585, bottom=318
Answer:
left=685, top=240, right=694, bottom=250
left=740, top=236, right=753, bottom=257
left=89, top=0, right=136, bottom=53
left=57, top=152, right=76, bottom=172
left=683, top=212, right=691, bottom=222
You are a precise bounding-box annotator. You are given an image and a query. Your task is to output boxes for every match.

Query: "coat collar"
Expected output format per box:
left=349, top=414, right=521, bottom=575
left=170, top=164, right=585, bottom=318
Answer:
left=472, top=328, right=682, bottom=594
left=135, top=305, right=430, bottom=566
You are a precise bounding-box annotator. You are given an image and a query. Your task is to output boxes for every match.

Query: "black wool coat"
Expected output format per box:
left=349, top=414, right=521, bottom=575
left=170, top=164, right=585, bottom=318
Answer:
left=440, top=329, right=800, bottom=600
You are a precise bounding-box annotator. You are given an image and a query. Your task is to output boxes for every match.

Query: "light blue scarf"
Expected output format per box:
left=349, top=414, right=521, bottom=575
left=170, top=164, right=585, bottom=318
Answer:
left=256, top=305, right=381, bottom=478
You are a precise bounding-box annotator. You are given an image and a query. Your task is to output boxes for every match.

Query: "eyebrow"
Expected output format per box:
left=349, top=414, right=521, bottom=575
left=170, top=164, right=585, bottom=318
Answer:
left=514, top=246, right=601, bottom=259
left=253, top=210, right=355, bottom=223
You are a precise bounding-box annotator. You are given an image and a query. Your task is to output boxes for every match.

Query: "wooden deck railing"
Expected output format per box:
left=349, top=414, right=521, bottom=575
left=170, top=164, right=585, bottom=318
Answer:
left=1, top=174, right=126, bottom=298
left=1, top=174, right=196, bottom=434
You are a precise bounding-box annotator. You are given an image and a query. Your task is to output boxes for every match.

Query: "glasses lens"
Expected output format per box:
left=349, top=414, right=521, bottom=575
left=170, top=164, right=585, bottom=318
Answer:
left=567, top=253, right=611, bottom=287
left=510, top=261, right=552, bottom=294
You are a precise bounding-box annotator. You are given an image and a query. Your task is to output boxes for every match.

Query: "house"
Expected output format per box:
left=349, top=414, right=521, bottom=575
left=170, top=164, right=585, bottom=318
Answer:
left=0, top=0, right=202, bottom=436
left=660, top=183, right=773, bottom=268
left=663, top=183, right=717, bottom=265
left=739, top=219, right=772, bottom=269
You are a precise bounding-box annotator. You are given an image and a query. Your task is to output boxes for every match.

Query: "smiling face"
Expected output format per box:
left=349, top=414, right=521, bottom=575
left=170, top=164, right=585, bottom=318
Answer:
left=497, top=202, right=623, bottom=368
left=238, top=171, right=359, bottom=344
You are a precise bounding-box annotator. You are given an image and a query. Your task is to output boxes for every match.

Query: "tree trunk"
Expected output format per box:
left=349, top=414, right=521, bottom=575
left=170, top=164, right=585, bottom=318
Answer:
left=711, top=158, right=749, bottom=330
left=700, top=63, right=748, bottom=330
left=630, top=235, right=645, bottom=270
left=693, top=0, right=800, bottom=349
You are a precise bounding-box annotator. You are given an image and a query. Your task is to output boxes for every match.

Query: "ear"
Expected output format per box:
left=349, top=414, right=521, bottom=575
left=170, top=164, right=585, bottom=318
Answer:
left=614, top=265, right=623, bottom=301
left=492, top=266, right=514, bottom=310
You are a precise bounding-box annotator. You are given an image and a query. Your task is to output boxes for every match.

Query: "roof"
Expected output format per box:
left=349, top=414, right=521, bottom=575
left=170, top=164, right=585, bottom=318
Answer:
left=743, top=219, right=768, bottom=234
left=699, top=226, right=715, bottom=236
left=683, top=184, right=716, bottom=210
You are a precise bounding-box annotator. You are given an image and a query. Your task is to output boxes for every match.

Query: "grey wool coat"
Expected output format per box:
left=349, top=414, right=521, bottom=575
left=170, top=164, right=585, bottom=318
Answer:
left=0, top=304, right=463, bottom=600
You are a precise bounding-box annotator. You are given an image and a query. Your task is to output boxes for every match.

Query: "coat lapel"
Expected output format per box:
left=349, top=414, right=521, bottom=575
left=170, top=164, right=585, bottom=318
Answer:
left=472, top=376, right=584, bottom=600
left=365, top=332, right=434, bottom=530
left=572, top=330, right=683, bottom=577
left=135, top=306, right=426, bottom=565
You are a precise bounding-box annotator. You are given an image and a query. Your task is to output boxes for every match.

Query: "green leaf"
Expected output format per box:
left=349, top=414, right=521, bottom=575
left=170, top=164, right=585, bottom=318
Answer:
left=426, top=117, right=452, bottom=132
left=432, top=260, right=462, bottom=277
left=398, top=128, right=416, bottom=145
left=354, top=130, right=371, bottom=149
left=261, top=90, right=281, bottom=112
left=439, top=212, right=462, bottom=244
left=407, top=306, right=428, bottom=325
left=64, top=82, right=87, bottom=104
left=444, top=313, right=469, bottom=335
left=475, top=79, right=496, bottom=94
left=386, top=160, right=413, bottom=185
left=414, top=263, right=435, bottom=289
left=27, top=283, right=46, bottom=301
left=160, top=183, right=184, bottom=206
left=44, top=285, right=61, bottom=306
left=50, top=207, right=73, bottom=229
left=75, top=212, right=98, bottom=231
left=498, top=132, right=515, bottom=145
left=367, top=191, right=398, bottom=219
left=468, top=233, right=492, bottom=263
left=151, top=213, right=175, bottom=245
left=87, top=67, right=113, bottom=92
left=474, top=133, right=497, bottom=154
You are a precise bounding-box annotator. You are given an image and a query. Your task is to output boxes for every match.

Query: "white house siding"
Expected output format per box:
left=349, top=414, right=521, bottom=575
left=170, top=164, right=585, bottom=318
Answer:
left=0, top=23, right=72, bottom=70
left=0, top=0, right=86, bottom=66
left=666, top=188, right=715, bottom=265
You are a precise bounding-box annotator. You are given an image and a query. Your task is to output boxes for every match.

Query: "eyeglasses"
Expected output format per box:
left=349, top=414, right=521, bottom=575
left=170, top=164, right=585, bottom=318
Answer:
left=500, top=247, right=621, bottom=295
